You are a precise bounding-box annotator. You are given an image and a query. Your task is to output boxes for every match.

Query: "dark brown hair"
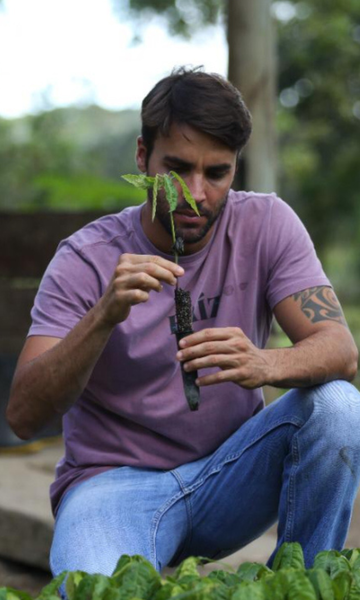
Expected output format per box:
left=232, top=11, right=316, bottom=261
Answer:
left=141, top=66, right=252, bottom=161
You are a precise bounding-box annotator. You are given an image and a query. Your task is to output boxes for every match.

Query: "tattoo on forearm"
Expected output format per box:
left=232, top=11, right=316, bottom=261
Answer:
left=293, top=287, right=347, bottom=326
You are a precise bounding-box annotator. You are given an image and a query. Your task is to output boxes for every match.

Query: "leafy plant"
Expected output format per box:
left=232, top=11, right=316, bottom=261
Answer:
left=122, top=171, right=201, bottom=411
left=3, top=543, right=360, bottom=600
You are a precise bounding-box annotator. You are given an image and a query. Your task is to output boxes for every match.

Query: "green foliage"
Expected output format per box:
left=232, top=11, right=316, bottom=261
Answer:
left=3, top=544, right=360, bottom=599
left=118, top=0, right=223, bottom=37
left=276, top=0, right=360, bottom=258
left=0, top=106, right=141, bottom=212
left=28, top=174, right=145, bottom=212
left=272, top=542, right=305, bottom=571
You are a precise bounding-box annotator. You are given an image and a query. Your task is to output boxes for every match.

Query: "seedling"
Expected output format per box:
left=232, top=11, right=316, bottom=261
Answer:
left=122, top=171, right=200, bottom=410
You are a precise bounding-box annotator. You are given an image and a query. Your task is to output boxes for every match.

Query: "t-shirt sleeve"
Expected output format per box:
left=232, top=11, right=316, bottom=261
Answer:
left=265, top=197, right=331, bottom=310
left=28, top=242, right=102, bottom=339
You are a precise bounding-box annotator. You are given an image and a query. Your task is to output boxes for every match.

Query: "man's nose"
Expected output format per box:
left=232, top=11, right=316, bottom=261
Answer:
left=187, top=174, right=206, bottom=203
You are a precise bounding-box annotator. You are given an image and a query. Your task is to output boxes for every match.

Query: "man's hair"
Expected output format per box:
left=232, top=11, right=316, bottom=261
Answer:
left=141, top=66, right=252, bottom=161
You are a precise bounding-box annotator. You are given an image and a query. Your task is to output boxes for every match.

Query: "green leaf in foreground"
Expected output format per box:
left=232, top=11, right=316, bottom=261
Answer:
left=152, top=174, right=163, bottom=222
left=174, top=556, right=202, bottom=582
left=35, top=571, right=67, bottom=600
left=313, top=550, right=351, bottom=578
left=231, top=580, right=267, bottom=600
left=306, top=568, right=335, bottom=600
left=121, top=174, right=155, bottom=190
left=236, top=562, right=273, bottom=582
left=0, top=589, right=33, bottom=600
left=272, top=542, right=305, bottom=571
left=111, top=555, right=162, bottom=599
left=266, top=569, right=317, bottom=600
left=163, top=175, right=179, bottom=213
left=170, top=171, right=200, bottom=216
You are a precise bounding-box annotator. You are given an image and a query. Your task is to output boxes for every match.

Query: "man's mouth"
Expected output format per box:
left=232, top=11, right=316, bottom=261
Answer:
left=174, top=211, right=204, bottom=223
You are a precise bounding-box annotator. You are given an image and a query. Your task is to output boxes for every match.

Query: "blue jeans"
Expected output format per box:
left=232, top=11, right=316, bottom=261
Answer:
left=50, top=380, right=360, bottom=577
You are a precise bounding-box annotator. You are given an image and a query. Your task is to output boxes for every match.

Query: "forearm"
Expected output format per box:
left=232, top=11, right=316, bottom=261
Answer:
left=7, top=305, right=113, bottom=440
left=264, top=328, right=358, bottom=389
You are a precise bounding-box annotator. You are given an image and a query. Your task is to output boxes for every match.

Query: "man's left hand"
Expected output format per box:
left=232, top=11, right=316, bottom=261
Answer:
left=176, top=327, right=272, bottom=389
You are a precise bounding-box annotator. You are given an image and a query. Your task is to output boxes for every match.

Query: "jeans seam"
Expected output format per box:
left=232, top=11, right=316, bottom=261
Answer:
left=167, top=470, right=194, bottom=566
left=150, top=471, right=191, bottom=568
left=284, top=432, right=300, bottom=542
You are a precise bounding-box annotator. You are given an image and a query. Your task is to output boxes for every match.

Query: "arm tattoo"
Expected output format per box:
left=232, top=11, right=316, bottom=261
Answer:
left=293, top=286, right=347, bottom=326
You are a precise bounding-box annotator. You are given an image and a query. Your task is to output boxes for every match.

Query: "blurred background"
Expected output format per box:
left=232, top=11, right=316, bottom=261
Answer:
left=1, top=0, right=360, bottom=397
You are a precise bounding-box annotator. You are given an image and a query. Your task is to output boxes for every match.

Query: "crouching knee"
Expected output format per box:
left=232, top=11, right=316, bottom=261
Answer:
left=308, top=379, right=360, bottom=444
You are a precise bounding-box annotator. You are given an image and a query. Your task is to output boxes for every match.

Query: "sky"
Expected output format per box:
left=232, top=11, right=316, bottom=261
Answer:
left=0, top=0, right=228, bottom=119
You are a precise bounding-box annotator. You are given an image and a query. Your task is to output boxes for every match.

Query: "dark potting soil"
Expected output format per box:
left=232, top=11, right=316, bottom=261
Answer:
left=174, top=288, right=193, bottom=334
left=174, top=287, right=200, bottom=411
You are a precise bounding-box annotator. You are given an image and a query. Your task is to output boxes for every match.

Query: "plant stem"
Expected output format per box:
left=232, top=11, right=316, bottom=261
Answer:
left=170, top=212, right=176, bottom=247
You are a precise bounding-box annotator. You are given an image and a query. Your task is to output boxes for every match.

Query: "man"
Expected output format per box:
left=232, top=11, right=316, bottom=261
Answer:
left=7, top=67, right=360, bottom=576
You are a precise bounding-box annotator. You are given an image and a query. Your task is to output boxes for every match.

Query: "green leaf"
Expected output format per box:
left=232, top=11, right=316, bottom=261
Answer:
left=0, top=589, right=33, bottom=600
left=163, top=174, right=179, bottom=212
left=174, top=557, right=202, bottom=582
left=65, top=571, right=88, bottom=600
left=231, top=580, right=267, bottom=600
left=236, top=562, right=273, bottom=582
left=111, top=554, right=147, bottom=578
left=36, top=572, right=68, bottom=600
left=313, top=550, right=351, bottom=578
left=170, top=171, right=200, bottom=216
left=121, top=174, right=155, bottom=190
left=272, top=542, right=305, bottom=571
left=208, top=570, right=241, bottom=587
left=153, top=581, right=185, bottom=600
left=69, top=574, right=94, bottom=600
left=306, top=568, right=335, bottom=600
left=332, top=571, right=352, bottom=600
left=286, top=571, right=317, bottom=600
left=342, top=548, right=360, bottom=570
left=348, top=577, right=360, bottom=600
left=111, top=559, right=161, bottom=599
left=152, top=173, right=163, bottom=221
left=266, top=569, right=317, bottom=600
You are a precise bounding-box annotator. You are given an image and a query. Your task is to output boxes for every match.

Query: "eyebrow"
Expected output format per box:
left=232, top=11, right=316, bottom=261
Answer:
left=163, top=155, right=233, bottom=171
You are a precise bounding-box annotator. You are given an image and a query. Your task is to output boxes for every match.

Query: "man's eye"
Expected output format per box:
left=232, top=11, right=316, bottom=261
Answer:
left=169, top=166, right=189, bottom=175
left=207, top=170, right=228, bottom=180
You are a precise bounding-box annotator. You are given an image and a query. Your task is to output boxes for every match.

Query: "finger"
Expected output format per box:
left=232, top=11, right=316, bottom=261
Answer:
left=121, top=289, right=150, bottom=306
left=183, top=354, right=238, bottom=372
left=177, top=340, right=237, bottom=362
left=178, top=327, right=243, bottom=348
left=119, top=254, right=184, bottom=278
left=117, top=260, right=183, bottom=287
left=116, top=272, right=164, bottom=294
left=196, top=368, right=241, bottom=387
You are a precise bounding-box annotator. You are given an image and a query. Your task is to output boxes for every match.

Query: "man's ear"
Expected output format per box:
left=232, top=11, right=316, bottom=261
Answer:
left=136, top=136, right=147, bottom=173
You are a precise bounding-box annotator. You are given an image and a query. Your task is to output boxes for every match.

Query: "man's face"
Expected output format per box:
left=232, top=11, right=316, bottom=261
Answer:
left=137, top=123, right=237, bottom=253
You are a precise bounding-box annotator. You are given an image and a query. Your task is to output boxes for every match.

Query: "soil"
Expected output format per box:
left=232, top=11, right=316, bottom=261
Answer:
left=174, top=288, right=193, bottom=333
left=0, top=557, right=51, bottom=596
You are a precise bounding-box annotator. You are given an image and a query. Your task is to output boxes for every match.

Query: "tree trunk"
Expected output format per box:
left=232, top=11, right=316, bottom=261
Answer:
left=227, top=0, right=277, bottom=193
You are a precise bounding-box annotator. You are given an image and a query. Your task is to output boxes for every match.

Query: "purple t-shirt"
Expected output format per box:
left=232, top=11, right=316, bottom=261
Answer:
left=29, top=191, right=330, bottom=514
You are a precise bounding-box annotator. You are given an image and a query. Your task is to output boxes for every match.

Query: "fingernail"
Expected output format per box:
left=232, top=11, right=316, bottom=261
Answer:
left=175, top=266, right=184, bottom=275
left=179, top=339, right=186, bottom=348
left=177, top=351, right=183, bottom=360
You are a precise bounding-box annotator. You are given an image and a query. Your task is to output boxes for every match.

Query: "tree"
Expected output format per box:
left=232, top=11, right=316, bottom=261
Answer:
left=275, top=0, right=360, bottom=264
left=118, top=0, right=277, bottom=193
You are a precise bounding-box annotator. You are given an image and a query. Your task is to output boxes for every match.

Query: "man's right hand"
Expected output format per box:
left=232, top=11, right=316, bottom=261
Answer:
left=98, top=254, right=184, bottom=326
left=7, top=254, right=184, bottom=440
